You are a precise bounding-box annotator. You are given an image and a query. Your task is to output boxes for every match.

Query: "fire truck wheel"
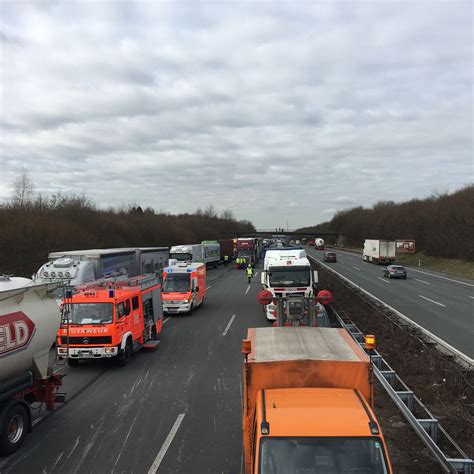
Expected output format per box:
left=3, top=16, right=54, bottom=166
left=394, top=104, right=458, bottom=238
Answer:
left=151, top=326, right=158, bottom=340
left=0, top=403, right=29, bottom=456
left=118, top=340, right=132, bottom=366
left=67, top=358, right=79, bottom=367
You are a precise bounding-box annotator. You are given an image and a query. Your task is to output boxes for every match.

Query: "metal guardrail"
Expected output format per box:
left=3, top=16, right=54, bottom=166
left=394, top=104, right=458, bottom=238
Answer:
left=331, top=305, right=473, bottom=473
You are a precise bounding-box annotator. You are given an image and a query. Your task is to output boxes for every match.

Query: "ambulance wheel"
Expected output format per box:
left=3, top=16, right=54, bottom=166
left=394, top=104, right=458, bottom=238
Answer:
left=118, top=340, right=132, bottom=366
left=0, top=403, right=29, bottom=456
left=67, top=358, right=79, bottom=367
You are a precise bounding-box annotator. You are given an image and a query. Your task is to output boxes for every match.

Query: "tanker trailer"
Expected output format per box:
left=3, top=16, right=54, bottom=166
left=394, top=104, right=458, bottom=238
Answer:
left=315, top=238, right=325, bottom=250
left=0, top=276, right=64, bottom=456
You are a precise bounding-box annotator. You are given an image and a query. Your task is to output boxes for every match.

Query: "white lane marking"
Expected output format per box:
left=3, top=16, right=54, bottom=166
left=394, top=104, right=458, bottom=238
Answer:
left=222, top=314, right=236, bottom=336
left=353, top=266, right=361, bottom=271
left=306, top=254, right=473, bottom=365
left=468, top=296, right=474, bottom=299
left=163, top=317, right=171, bottom=324
left=254, top=271, right=258, bottom=277
left=148, top=414, right=186, bottom=474
left=414, top=278, right=430, bottom=285
left=419, top=295, right=446, bottom=307
left=206, top=285, right=212, bottom=290
left=32, top=416, right=44, bottom=427
left=377, top=277, right=390, bottom=284
left=409, top=268, right=474, bottom=287
left=245, top=285, right=251, bottom=294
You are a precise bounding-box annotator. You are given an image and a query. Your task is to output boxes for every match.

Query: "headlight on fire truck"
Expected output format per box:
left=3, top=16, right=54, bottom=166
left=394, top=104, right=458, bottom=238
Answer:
left=104, top=347, right=116, bottom=354
left=58, top=347, right=67, bottom=354
left=183, top=299, right=189, bottom=304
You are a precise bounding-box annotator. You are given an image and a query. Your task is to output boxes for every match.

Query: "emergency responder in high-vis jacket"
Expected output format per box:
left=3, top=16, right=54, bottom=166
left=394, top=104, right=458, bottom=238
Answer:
left=224, top=255, right=229, bottom=267
left=246, top=264, right=253, bottom=283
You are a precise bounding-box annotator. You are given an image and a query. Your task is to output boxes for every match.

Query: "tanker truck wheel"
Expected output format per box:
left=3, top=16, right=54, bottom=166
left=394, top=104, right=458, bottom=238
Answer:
left=0, top=403, right=29, bottom=456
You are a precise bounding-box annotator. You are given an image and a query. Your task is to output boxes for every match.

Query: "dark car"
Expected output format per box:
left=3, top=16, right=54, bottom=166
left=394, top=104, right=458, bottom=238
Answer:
left=323, top=252, right=337, bottom=263
left=383, top=265, right=407, bottom=279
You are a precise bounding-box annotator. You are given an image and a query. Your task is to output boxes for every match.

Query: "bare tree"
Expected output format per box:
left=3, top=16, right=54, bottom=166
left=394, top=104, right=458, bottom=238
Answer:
left=11, top=168, right=34, bottom=207
left=220, top=209, right=235, bottom=221
left=204, top=204, right=218, bottom=218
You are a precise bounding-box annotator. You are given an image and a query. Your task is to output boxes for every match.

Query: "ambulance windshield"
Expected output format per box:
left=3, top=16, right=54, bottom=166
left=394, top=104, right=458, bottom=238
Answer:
left=70, top=303, right=113, bottom=324
left=163, top=273, right=191, bottom=292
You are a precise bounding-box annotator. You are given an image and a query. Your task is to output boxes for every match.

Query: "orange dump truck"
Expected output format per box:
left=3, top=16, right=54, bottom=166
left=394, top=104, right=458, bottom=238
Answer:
left=57, top=274, right=163, bottom=366
left=241, top=327, right=392, bottom=474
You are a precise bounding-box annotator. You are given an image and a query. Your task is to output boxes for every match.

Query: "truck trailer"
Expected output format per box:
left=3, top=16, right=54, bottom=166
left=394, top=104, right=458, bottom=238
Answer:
left=35, top=247, right=169, bottom=286
left=241, top=327, right=392, bottom=474
left=170, top=243, right=219, bottom=268
left=0, top=277, right=64, bottom=455
left=236, top=238, right=260, bottom=268
left=363, top=240, right=396, bottom=264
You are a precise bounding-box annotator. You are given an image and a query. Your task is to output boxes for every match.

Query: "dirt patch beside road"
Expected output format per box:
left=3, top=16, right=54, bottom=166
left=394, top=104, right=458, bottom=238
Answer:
left=314, top=262, right=474, bottom=473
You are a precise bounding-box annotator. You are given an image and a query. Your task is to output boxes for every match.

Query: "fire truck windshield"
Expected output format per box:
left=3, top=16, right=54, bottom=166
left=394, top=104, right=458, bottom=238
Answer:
left=268, top=266, right=311, bottom=287
left=170, top=253, right=192, bottom=262
left=70, top=303, right=113, bottom=324
left=163, top=273, right=191, bottom=292
left=259, top=437, right=389, bottom=474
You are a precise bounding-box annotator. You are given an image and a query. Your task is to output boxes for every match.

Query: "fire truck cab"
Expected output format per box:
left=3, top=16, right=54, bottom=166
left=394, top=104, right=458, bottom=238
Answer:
left=57, top=274, right=163, bottom=366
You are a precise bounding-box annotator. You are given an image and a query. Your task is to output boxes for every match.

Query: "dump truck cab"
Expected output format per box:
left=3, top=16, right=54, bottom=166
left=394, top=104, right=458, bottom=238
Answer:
left=253, top=388, right=391, bottom=473
left=242, top=327, right=392, bottom=474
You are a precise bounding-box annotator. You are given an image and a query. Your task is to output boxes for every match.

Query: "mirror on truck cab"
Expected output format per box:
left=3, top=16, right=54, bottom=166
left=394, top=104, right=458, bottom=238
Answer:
left=313, top=270, right=318, bottom=284
left=260, top=272, right=265, bottom=285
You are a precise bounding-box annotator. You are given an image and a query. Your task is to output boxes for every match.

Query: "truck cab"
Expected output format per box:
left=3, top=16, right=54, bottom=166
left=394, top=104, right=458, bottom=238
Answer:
left=161, top=263, right=206, bottom=314
left=260, top=249, right=318, bottom=321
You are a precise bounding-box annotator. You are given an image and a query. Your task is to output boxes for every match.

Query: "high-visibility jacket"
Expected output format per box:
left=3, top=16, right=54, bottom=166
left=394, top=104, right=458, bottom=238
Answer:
left=246, top=267, right=253, bottom=277
left=224, top=255, right=229, bottom=261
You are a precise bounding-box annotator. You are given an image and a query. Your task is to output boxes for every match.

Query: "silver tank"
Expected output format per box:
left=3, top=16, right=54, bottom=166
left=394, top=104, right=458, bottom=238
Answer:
left=0, top=277, right=61, bottom=381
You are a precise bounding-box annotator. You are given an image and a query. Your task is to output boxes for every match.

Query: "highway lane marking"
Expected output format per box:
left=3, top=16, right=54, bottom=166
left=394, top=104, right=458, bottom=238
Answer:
left=353, top=266, right=361, bottom=271
left=245, top=285, right=251, bottom=294
left=414, top=278, right=430, bottom=285
left=468, top=296, right=474, bottom=299
left=377, top=277, right=390, bottom=284
left=419, top=295, right=446, bottom=307
left=254, top=271, right=259, bottom=277
left=307, top=254, right=473, bottom=364
left=222, top=314, right=237, bottom=336
left=409, top=268, right=474, bottom=287
left=163, top=317, right=171, bottom=324
left=148, top=413, right=186, bottom=474
left=206, top=285, right=212, bottom=290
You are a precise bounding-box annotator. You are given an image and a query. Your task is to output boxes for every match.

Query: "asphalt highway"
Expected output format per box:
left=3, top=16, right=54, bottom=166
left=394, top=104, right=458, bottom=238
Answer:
left=0, top=265, right=268, bottom=474
left=306, top=247, right=474, bottom=359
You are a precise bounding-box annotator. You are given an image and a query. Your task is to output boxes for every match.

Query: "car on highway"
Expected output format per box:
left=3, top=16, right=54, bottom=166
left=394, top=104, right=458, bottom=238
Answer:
left=383, top=265, right=407, bottom=279
left=323, top=251, right=337, bottom=262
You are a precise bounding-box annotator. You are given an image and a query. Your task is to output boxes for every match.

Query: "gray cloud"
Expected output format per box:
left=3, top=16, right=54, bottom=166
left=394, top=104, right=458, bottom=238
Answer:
left=0, top=1, right=472, bottom=228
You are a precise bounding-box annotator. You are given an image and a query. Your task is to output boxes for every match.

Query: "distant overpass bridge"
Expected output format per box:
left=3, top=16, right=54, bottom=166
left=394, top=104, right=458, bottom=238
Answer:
left=236, top=230, right=339, bottom=238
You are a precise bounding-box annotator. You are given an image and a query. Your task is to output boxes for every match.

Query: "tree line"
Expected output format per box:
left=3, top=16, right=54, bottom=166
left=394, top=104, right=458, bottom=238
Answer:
left=297, top=184, right=473, bottom=261
left=0, top=179, right=255, bottom=277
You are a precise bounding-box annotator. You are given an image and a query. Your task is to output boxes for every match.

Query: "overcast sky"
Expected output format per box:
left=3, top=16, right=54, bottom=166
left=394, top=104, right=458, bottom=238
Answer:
left=1, top=1, right=472, bottom=229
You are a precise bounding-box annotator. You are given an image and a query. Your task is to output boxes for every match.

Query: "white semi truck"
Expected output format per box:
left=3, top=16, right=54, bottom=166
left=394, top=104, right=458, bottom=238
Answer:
left=260, top=248, right=319, bottom=321
left=363, top=240, right=396, bottom=264
left=169, top=243, right=220, bottom=268
left=35, top=247, right=169, bottom=286
left=0, top=276, right=63, bottom=455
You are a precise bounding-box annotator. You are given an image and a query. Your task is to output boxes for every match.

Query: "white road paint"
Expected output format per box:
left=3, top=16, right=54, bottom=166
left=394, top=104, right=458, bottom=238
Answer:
left=414, top=278, right=430, bottom=285
left=353, top=266, right=361, bottom=271
left=32, top=416, right=44, bottom=427
left=163, top=317, right=171, bottom=324
left=254, top=271, right=259, bottom=277
left=468, top=296, right=474, bottom=299
left=409, top=268, right=474, bottom=287
left=306, top=254, right=473, bottom=365
left=419, top=295, right=446, bottom=307
left=377, top=277, right=390, bottom=284
left=206, top=285, right=212, bottom=290
left=222, top=314, right=236, bottom=336
left=148, top=413, right=186, bottom=474
left=245, top=285, right=251, bottom=294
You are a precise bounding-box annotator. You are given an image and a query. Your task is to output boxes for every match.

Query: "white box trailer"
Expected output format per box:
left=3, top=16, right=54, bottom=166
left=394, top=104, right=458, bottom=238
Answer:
left=170, top=243, right=219, bottom=268
left=363, top=240, right=396, bottom=264
left=35, top=247, right=169, bottom=286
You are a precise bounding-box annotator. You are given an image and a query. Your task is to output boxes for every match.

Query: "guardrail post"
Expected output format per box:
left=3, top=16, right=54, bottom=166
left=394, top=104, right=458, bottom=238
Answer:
left=396, top=390, right=414, bottom=412
left=419, top=419, right=439, bottom=443
left=380, top=370, right=396, bottom=387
